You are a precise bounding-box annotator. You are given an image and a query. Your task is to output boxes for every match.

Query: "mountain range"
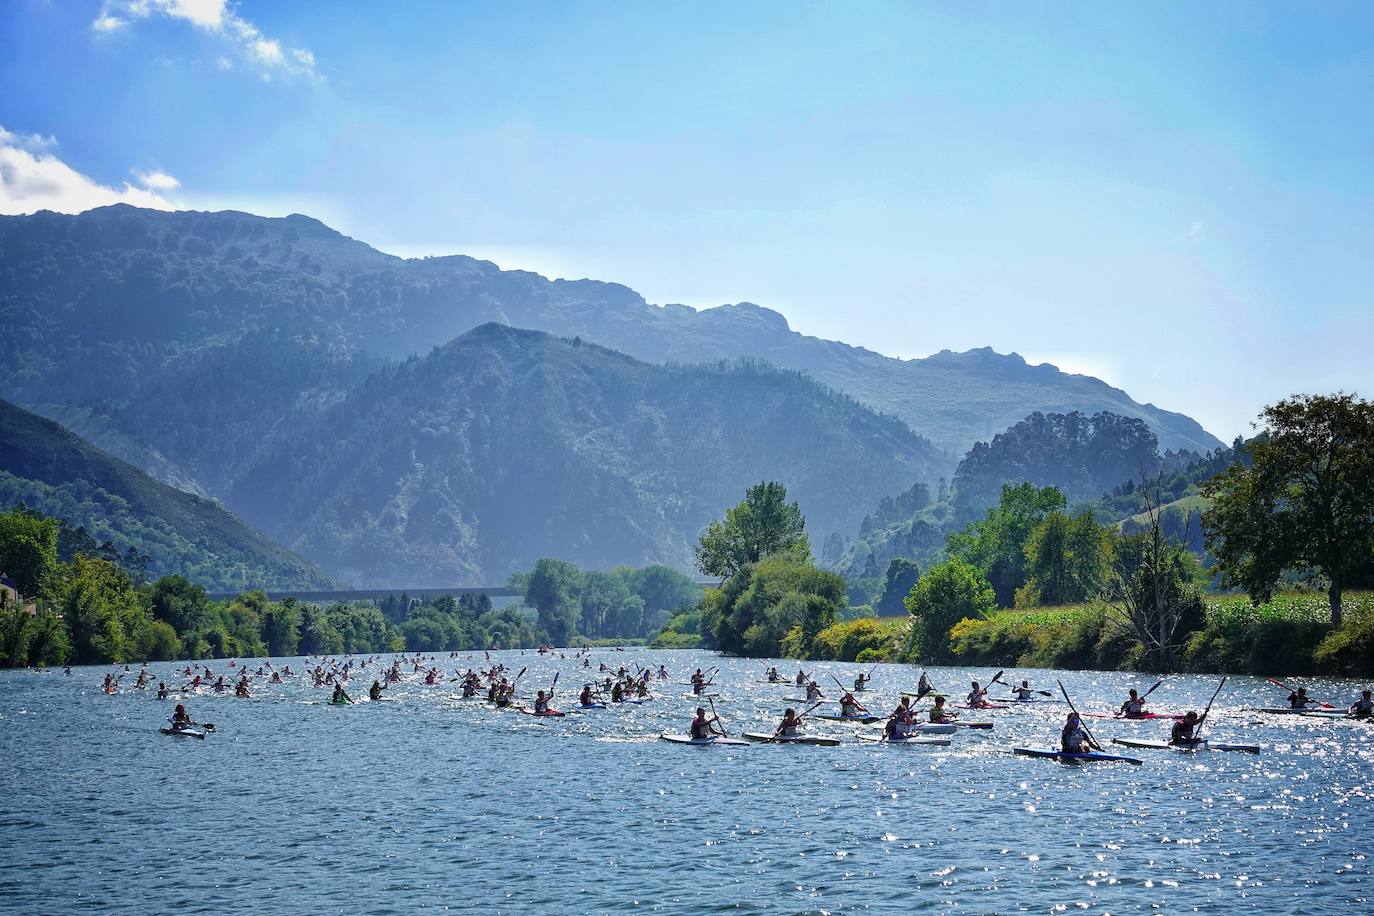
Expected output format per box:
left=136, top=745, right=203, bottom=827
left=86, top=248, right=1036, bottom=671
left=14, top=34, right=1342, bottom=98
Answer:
left=0, top=204, right=1223, bottom=586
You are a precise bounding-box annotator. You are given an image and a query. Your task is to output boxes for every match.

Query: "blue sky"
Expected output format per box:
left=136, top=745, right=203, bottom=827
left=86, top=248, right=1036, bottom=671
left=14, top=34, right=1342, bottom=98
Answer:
left=3, top=1, right=1372, bottom=440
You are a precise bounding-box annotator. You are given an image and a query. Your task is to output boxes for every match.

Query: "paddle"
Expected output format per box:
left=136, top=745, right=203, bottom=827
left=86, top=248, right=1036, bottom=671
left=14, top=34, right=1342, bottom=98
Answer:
left=1057, top=679, right=1102, bottom=752
left=1266, top=676, right=1336, bottom=709
left=766, top=700, right=827, bottom=743
left=707, top=696, right=728, bottom=738
left=1191, top=676, right=1227, bottom=745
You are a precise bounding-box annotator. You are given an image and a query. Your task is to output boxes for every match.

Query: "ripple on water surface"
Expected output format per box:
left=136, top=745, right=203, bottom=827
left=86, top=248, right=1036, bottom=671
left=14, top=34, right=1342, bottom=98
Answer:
left=1, top=653, right=1372, bottom=913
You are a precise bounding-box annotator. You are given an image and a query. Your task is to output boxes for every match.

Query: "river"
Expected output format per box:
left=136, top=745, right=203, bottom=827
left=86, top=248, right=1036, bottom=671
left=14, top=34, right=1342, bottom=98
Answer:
left=1, top=650, right=1370, bottom=913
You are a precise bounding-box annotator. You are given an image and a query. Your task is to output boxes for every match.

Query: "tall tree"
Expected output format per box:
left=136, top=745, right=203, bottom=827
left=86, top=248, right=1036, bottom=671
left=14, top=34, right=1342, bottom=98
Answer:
left=946, top=483, right=1066, bottom=606
left=876, top=558, right=921, bottom=616
left=1018, top=510, right=1113, bottom=606
left=694, top=481, right=810, bottom=578
left=900, top=556, right=996, bottom=662
left=1203, top=393, right=1374, bottom=626
left=0, top=509, right=59, bottom=601
left=525, top=558, right=584, bottom=645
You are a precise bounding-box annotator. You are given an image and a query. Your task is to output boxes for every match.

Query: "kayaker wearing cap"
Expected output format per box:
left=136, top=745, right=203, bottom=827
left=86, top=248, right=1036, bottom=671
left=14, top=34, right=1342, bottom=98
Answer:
left=369, top=680, right=384, bottom=701
left=1060, top=712, right=1099, bottom=754
left=1288, top=687, right=1315, bottom=709
left=1120, top=689, right=1147, bottom=717
left=775, top=707, right=802, bottom=738
left=689, top=707, right=723, bottom=740
left=1171, top=711, right=1200, bottom=745
left=1350, top=690, right=1373, bottom=718
left=1011, top=680, right=1036, bottom=701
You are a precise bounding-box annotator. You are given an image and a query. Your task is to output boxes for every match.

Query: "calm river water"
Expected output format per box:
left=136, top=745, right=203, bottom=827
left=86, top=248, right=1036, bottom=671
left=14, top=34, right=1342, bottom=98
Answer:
left=1, top=651, right=1371, bottom=913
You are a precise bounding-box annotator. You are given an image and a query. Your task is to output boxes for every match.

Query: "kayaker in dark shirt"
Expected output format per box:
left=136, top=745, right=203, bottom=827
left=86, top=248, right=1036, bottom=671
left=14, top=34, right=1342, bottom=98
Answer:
left=369, top=680, right=384, bottom=701
left=533, top=690, right=550, bottom=714
left=156, top=681, right=170, bottom=700
left=579, top=684, right=595, bottom=706
left=1171, top=711, right=1200, bottom=745
left=1120, top=689, right=1147, bottom=717
left=171, top=704, right=193, bottom=729
left=775, top=708, right=801, bottom=738
left=1288, top=687, right=1314, bottom=709
left=928, top=695, right=955, bottom=723
left=1351, top=690, right=1373, bottom=718
left=330, top=683, right=352, bottom=705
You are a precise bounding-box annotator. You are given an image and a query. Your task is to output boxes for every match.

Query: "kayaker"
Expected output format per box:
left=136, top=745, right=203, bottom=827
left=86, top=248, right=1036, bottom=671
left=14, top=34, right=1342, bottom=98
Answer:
left=657, top=665, right=669, bottom=680
left=579, top=684, right=596, bottom=706
left=775, top=707, right=802, bottom=738
left=369, top=680, right=384, bottom=702
left=330, top=683, right=352, bottom=705
left=795, top=668, right=808, bottom=686
left=171, top=704, right=193, bottom=729
left=1060, top=712, right=1099, bottom=754
left=156, top=681, right=170, bottom=700
left=966, top=681, right=990, bottom=708
left=928, top=695, right=955, bottom=723
left=634, top=680, right=651, bottom=699
left=234, top=676, right=251, bottom=698
left=1011, top=680, right=1036, bottom=701
left=1350, top=690, right=1373, bottom=718
left=424, top=668, right=439, bottom=685
left=839, top=690, right=868, bottom=718
left=689, top=707, right=724, bottom=740
left=1288, top=687, right=1314, bottom=709
left=270, top=671, right=283, bottom=684
left=916, top=672, right=933, bottom=697
left=885, top=697, right=913, bottom=739
left=766, top=666, right=781, bottom=683
left=1120, top=689, right=1147, bottom=717
left=610, top=681, right=625, bottom=703
left=690, top=669, right=706, bottom=693
left=102, top=673, right=117, bottom=694
left=804, top=681, right=824, bottom=702
left=1170, top=711, right=1200, bottom=745
left=853, top=671, right=870, bottom=691
left=533, top=690, right=550, bottom=714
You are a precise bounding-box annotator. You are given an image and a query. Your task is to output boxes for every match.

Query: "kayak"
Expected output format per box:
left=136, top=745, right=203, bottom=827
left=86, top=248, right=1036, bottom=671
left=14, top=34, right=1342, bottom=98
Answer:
left=328, top=699, right=351, bottom=706
left=519, top=708, right=565, bottom=717
left=575, top=703, right=607, bottom=710
left=1113, top=737, right=1262, bottom=754
left=160, top=727, right=205, bottom=739
left=1002, top=696, right=1063, bottom=704
left=952, top=721, right=994, bottom=730
left=1085, top=712, right=1185, bottom=720
left=857, top=734, right=951, bottom=746
left=910, top=723, right=957, bottom=735
left=814, top=714, right=881, bottom=724
left=1013, top=747, right=1144, bottom=764
left=954, top=703, right=1008, bottom=710
left=658, top=734, right=750, bottom=747
left=1254, top=707, right=1348, bottom=718
left=742, top=732, right=841, bottom=746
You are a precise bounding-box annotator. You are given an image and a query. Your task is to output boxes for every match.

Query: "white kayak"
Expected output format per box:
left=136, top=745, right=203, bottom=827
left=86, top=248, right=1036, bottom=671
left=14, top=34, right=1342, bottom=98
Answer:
left=742, top=732, right=841, bottom=746
left=1113, top=737, right=1261, bottom=754
left=1252, top=707, right=1346, bottom=717
left=160, top=727, right=205, bottom=739
left=857, top=734, right=951, bottom=746
left=658, top=734, right=750, bottom=747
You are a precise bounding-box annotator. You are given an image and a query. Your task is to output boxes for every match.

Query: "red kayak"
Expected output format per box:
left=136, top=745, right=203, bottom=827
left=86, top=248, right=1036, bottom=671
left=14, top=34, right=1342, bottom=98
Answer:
left=1085, top=711, right=1185, bottom=720
left=520, top=708, right=565, bottom=717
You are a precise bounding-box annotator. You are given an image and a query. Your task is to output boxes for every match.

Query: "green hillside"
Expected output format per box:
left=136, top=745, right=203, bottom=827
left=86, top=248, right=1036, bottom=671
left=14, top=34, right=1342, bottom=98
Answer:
left=0, top=399, right=331, bottom=591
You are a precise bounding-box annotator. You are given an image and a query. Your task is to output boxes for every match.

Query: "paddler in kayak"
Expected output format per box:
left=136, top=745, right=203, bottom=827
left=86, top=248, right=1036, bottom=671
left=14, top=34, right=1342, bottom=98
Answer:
left=1170, top=711, right=1200, bottom=746
left=838, top=690, right=869, bottom=718
left=269, top=671, right=283, bottom=684
left=1350, top=689, right=1373, bottom=718
left=1011, top=680, right=1037, bottom=701
left=610, top=680, right=625, bottom=703
left=690, top=669, right=706, bottom=694
left=657, top=665, right=669, bottom=680
left=774, top=707, right=802, bottom=738
left=916, top=672, right=933, bottom=698
left=853, top=671, right=870, bottom=691
left=1288, top=687, right=1316, bottom=709
left=966, top=681, right=992, bottom=709
left=766, top=666, right=782, bottom=683
left=102, top=673, right=117, bottom=694
left=1060, top=712, right=1100, bottom=754
left=424, top=668, right=440, bottom=686
left=369, top=680, right=384, bottom=701
left=928, top=695, right=955, bottom=723
left=689, top=706, right=725, bottom=740
left=579, top=684, right=597, bottom=706
left=234, top=676, right=251, bottom=698
left=1119, top=689, right=1148, bottom=718
left=794, top=668, right=808, bottom=686
left=156, top=681, right=170, bottom=700
left=884, top=697, right=914, bottom=739
left=533, top=690, right=551, bottom=714
left=804, top=680, right=824, bottom=702
left=330, top=682, right=353, bottom=705
left=171, top=703, right=193, bottom=730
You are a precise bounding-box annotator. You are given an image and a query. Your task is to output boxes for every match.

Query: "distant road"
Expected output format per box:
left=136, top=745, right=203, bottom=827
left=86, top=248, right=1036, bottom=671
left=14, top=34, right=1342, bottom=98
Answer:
left=208, top=581, right=721, bottom=603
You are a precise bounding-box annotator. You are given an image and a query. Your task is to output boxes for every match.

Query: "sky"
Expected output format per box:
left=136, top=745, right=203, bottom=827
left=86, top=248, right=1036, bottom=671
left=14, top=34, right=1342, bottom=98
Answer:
left=3, top=0, right=1372, bottom=441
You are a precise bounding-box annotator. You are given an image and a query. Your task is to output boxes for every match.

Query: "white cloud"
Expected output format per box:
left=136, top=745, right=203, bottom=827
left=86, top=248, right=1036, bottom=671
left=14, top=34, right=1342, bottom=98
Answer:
left=93, top=0, right=319, bottom=81
left=0, top=126, right=179, bottom=215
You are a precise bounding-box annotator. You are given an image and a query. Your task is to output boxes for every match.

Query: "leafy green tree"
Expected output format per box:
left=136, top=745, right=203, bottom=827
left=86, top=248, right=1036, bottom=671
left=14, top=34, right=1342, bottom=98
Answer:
left=694, top=481, right=810, bottom=579
left=901, top=556, right=996, bottom=662
left=261, top=599, right=302, bottom=657
left=0, top=509, right=59, bottom=601
left=581, top=570, right=644, bottom=638
left=946, top=483, right=1066, bottom=606
left=1203, top=393, right=1374, bottom=626
left=629, top=565, right=701, bottom=617
left=136, top=620, right=182, bottom=661
left=525, top=558, right=584, bottom=645
left=876, top=558, right=921, bottom=616
left=147, top=575, right=211, bottom=634
left=702, top=555, right=843, bottom=657
left=298, top=603, right=344, bottom=656
left=60, top=555, right=148, bottom=664
left=1017, top=511, right=1113, bottom=606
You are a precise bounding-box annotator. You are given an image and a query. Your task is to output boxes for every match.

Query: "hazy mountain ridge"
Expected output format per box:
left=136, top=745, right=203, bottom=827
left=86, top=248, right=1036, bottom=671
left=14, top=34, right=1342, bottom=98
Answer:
left=227, top=324, right=944, bottom=587
left=0, top=399, right=331, bottom=591
left=0, top=205, right=1219, bottom=460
